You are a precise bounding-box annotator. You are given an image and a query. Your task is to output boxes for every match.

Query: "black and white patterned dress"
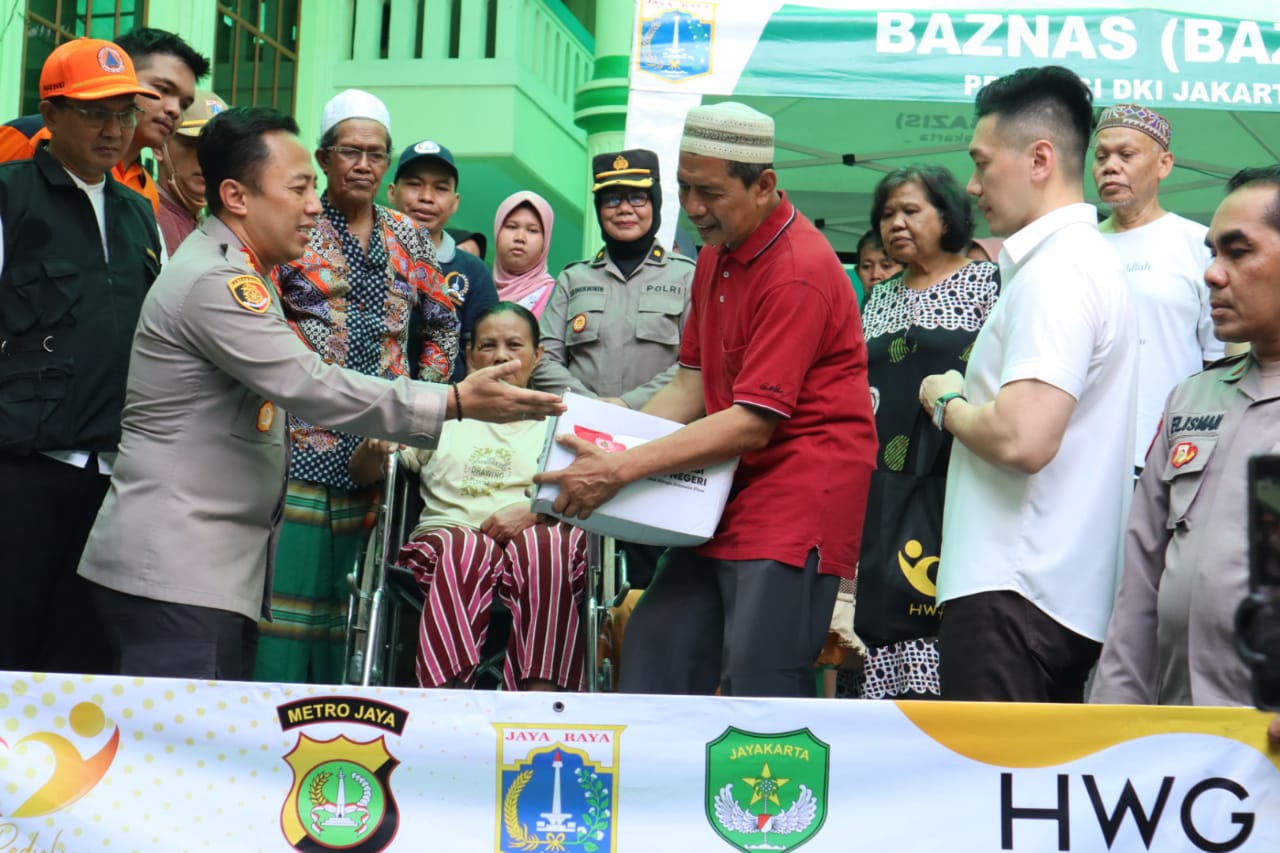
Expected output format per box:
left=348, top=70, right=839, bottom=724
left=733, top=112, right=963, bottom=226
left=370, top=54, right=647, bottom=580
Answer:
left=849, top=260, right=999, bottom=700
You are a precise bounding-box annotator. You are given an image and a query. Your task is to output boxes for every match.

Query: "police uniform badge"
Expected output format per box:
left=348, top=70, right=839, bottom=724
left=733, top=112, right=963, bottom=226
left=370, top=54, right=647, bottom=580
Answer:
left=571, top=313, right=589, bottom=334
left=257, top=401, right=276, bottom=433
left=228, top=275, right=272, bottom=313
left=1171, top=441, right=1199, bottom=468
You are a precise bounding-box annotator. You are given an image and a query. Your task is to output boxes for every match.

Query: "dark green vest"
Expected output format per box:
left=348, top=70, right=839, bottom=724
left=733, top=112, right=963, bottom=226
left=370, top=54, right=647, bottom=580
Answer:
left=0, top=145, right=161, bottom=454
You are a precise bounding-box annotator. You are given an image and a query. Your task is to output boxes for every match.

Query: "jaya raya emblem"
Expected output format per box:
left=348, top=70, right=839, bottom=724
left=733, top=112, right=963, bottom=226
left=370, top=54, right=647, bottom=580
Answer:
left=637, top=1, right=714, bottom=82
left=705, top=727, right=829, bottom=852
left=494, top=723, right=625, bottom=852
left=281, top=734, right=400, bottom=851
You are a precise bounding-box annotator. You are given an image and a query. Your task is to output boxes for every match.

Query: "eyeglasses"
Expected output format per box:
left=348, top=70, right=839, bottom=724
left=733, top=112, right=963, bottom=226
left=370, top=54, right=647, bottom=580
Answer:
left=324, top=146, right=390, bottom=167
left=60, top=103, right=144, bottom=130
left=599, top=190, right=651, bottom=209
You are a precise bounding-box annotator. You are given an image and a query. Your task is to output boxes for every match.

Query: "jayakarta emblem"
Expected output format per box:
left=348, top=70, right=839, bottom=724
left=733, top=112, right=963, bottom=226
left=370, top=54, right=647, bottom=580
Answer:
left=637, top=1, right=715, bottom=83
left=705, top=727, right=830, bottom=852
left=277, top=697, right=408, bottom=851
left=494, top=723, right=625, bottom=852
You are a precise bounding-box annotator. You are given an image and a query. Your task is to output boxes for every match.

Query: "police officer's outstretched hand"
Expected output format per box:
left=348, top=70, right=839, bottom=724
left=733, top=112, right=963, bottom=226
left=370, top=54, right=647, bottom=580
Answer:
left=454, top=361, right=567, bottom=423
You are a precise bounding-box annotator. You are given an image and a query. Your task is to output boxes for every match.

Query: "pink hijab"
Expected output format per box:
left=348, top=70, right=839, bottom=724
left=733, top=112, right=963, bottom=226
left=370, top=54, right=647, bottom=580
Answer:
left=492, top=190, right=556, bottom=317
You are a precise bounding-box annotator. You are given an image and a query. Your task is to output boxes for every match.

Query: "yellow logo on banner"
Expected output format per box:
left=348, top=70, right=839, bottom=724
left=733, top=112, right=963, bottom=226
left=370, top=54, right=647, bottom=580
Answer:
left=6, top=700, right=119, bottom=818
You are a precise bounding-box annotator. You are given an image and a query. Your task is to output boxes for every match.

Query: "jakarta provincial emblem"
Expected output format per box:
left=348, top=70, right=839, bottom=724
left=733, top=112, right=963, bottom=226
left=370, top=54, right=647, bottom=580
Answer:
left=494, top=723, right=625, bottom=852
left=637, top=1, right=715, bottom=83
left=705, top=727, right=830, bottom=851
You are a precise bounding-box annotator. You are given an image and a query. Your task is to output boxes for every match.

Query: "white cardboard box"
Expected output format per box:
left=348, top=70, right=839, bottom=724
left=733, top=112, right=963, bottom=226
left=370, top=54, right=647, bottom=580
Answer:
left=532, top=392, right=738, bottom=546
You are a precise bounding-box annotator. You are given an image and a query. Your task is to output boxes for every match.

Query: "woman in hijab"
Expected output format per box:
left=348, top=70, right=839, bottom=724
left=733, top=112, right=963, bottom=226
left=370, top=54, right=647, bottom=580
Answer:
left=492, top=191, right=556, bottom=317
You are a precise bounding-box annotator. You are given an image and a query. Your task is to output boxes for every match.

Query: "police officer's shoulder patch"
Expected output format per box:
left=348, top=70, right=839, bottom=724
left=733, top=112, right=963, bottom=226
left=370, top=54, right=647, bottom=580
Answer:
left=228, top=275, right=272, bottom=313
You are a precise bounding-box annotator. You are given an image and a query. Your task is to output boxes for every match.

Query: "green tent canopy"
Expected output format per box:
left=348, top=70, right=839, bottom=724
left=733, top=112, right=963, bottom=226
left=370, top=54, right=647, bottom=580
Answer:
left=626, top=0, right=1280, bottom=254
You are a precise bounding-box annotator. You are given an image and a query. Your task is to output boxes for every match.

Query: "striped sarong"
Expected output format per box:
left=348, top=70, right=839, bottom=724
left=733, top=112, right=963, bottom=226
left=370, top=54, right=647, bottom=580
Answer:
left=396, top=522, right=586, bottom=691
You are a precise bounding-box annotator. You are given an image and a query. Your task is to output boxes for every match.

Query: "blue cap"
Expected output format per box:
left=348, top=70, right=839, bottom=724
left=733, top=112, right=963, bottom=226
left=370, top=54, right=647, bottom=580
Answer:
left=394, top=139, right=458, bottom=184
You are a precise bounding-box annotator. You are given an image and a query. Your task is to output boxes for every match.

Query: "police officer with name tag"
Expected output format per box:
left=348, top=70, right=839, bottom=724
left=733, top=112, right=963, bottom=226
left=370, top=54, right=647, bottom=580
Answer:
left=531, top=149, right=694, bottom=589
left=532, top=148, right=693, bottom=412
left=75, top=107, right=564, bottom=680
left=1093, top=165, right=1280, bottom=707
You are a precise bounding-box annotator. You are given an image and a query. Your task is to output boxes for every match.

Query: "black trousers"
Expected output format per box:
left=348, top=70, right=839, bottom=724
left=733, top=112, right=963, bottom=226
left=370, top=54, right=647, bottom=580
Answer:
left=618, top=547, right=837, bottom=698
left=938, top=590, right=1101, bottom=702
left=90, top=583, right=259, bottom=680
left=0, top=452, right=111, bottom=673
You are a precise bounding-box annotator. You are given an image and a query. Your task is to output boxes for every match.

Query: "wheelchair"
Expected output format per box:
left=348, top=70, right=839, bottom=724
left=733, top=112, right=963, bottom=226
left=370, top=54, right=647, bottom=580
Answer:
left=343, top=452, right=630, bottom=691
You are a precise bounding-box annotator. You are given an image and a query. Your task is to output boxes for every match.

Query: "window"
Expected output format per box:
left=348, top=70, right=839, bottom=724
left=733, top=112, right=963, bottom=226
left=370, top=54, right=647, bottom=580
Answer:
left=21, top=0, right=148, bottom=114
left=213, top=0, right=299, bottom=115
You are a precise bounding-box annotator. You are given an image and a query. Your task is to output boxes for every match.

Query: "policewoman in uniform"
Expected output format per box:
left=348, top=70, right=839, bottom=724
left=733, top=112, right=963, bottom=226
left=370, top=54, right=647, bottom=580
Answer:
left=531, top=149, right=694, bottom=592
left=77, top=107, right=564, bottom=680
left=532, top=148, right=693, bottom=410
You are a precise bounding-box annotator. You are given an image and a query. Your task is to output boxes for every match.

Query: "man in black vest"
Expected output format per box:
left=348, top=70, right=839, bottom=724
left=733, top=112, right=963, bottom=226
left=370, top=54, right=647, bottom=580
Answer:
left=0, top=38, right=163, bottom=673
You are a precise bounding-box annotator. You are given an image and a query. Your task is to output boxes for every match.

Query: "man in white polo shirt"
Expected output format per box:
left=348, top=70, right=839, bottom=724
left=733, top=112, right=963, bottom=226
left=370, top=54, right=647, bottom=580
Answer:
left=1093, top=104, right=1227, bottom=474
left=919, top=66, right=1138, bottom=702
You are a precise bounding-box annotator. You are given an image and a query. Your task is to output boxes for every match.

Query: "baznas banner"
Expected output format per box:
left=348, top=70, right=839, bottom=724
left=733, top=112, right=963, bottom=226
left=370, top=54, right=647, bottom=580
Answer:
left=625, top=0, right=1280, bottom=254
left=632, top=1, right=1280, bottom=109
left=0, top=672, right=1275, bottom=851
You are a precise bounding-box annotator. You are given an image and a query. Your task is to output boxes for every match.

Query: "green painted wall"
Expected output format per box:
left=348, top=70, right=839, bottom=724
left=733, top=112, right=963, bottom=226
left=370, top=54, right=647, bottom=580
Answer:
left=0, top=0, right=623, bottom=276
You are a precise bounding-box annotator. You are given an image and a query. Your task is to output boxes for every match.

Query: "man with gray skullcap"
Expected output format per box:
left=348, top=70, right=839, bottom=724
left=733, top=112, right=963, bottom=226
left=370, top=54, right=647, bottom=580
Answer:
left=254, top=89, right=459, bottom=684
left=1093, top=103, right=1228, bottom=476
left=536, top=101, right=877, bottom=698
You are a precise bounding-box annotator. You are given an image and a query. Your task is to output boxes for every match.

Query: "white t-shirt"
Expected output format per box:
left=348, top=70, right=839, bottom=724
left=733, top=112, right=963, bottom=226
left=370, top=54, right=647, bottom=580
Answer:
left=407, top=418, right=546, bottom=536
left=1101, top=212, right=1223, bottom=467
left=66, top=168, right=109, bottom=259
left=938, top=203, right=1138, bottom=642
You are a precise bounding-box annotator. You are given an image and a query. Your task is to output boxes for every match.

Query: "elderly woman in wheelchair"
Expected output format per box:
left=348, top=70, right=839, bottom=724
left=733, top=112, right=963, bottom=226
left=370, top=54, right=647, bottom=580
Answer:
left=351, top=302, right=585, bottom=691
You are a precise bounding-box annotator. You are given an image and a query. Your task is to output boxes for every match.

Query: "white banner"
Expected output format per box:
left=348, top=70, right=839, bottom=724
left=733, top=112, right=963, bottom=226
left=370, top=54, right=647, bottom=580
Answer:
left=0, top=672, right=1275, bottom=852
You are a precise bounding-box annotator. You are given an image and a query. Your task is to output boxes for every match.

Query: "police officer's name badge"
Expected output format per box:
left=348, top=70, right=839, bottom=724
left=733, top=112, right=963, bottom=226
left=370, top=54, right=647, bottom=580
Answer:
left=228, top=274, right=272, bottom=313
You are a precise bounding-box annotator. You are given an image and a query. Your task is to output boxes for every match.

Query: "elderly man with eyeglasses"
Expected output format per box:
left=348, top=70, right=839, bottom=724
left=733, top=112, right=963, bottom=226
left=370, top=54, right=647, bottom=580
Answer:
left=530, top=148, right=694, bottom=592
left=253, top=89, right=459, bottom=685
left=0, top=39, right=165, bottom=675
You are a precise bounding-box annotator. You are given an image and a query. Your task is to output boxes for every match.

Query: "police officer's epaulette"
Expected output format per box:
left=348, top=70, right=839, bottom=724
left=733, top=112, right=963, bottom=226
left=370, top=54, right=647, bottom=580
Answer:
left=666, top=250, right=695, bottom=265
left=562, top=254, right=598, bottom=271
left=1204, top=351, right=1249, bottom=371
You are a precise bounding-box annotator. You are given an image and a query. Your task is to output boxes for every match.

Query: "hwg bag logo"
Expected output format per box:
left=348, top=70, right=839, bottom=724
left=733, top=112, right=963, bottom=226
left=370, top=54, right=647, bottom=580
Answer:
left=705, top=727, right=829, bottom=851
left=494, top=723, right=625, bottom=852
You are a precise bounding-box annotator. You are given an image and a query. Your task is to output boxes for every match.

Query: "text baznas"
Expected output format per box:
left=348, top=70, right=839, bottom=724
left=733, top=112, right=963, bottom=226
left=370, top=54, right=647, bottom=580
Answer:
left=875, top=12, right=1280, bottom=68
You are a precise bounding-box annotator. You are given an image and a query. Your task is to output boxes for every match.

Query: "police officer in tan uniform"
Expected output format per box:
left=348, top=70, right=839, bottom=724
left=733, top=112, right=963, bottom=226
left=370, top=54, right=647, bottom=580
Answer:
left=1092, top=165, right=1280, bottom=707
left=531, top=149, right=694, bottom=592
left=532, top=149, right=694, bottom=410
left=77, top=107, right=563, bottom=679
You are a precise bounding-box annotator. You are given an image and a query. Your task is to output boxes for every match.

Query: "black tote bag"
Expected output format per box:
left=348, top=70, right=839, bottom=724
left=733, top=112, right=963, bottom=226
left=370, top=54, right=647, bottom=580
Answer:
left=854, top=410, right=949, bottom=647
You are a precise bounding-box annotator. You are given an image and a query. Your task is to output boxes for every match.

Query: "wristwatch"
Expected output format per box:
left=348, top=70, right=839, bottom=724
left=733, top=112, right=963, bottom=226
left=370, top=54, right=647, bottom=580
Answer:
left=932, top=392, right=966, bottom=431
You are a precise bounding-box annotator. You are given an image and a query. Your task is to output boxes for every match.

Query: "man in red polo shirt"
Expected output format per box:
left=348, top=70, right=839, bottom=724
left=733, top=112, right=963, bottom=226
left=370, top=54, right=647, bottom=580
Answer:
left=536, top=102, right=876, bottom=698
